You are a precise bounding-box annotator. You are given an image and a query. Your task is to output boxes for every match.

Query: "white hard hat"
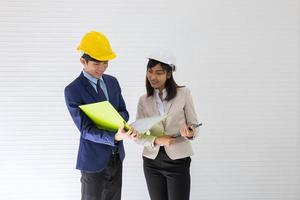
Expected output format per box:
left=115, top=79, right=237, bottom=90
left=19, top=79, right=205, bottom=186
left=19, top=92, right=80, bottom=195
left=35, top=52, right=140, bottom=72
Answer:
left=147, top=50, right=176, bottom=71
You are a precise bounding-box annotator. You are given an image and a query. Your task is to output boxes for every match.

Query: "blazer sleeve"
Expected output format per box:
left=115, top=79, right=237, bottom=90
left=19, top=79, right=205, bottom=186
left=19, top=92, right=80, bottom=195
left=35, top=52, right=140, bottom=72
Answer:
left=64, top=86, right=117, bottom=147
left=135, top=96, right=156, bottom=147
left=184, top=88, right=199, bottom=138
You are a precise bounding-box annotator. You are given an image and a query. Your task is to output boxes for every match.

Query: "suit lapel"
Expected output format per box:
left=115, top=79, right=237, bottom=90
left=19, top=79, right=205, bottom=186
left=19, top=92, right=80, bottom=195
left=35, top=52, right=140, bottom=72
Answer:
left=148, top=95, right=171, bottom=131
left=102, top=75, right=112, bottom=103
left=165, top=98, right=175, bottom=115
left=146, top=92, right=175, bottom=131
left=80, top=73, right=105, bottom=102
left=148, top=94, right=175, bottom=116
left=149, top=96, right=160, bottom=116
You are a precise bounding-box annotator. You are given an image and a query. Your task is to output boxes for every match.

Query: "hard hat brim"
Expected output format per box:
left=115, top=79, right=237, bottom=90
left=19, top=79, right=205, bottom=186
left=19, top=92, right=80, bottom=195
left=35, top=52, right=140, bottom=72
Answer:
left=77, top=46, right=117, bottom=61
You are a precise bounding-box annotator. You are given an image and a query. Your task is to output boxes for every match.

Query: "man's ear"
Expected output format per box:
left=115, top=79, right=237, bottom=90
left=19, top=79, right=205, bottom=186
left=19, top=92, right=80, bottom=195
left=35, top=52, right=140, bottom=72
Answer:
left=80, top=57, right=87, bottom=66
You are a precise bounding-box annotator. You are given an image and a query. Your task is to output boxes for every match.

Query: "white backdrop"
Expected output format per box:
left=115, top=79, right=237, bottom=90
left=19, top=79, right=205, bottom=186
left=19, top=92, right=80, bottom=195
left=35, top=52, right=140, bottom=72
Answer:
left=0, top=0, right=299, bottom=199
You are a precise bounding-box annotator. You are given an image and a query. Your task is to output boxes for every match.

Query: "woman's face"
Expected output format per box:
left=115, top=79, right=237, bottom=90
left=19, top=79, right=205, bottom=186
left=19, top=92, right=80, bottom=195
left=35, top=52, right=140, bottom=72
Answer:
left=147, top=63, right=168, bottom=91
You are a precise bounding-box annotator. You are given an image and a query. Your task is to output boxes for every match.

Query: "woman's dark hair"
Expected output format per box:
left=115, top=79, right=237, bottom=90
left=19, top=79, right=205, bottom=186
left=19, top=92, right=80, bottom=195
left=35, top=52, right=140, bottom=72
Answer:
left=146, top=59, right=183, bottom=101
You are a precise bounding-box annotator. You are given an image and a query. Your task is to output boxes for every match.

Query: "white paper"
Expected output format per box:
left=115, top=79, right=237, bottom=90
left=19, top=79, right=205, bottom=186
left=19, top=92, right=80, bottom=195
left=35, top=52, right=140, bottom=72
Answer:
left=129, top=115, right=166, bottom=133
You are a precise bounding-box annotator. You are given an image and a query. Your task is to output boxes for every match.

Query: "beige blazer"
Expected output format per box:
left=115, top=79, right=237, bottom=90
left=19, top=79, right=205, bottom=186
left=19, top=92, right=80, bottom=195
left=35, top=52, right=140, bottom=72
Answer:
left=136, top=87, right=199, bottom=160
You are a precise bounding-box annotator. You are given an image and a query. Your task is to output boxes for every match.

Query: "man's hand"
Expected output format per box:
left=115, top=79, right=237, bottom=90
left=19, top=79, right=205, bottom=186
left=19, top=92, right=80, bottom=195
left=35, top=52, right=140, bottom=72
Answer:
left=114, top=124, right=138, bottom=141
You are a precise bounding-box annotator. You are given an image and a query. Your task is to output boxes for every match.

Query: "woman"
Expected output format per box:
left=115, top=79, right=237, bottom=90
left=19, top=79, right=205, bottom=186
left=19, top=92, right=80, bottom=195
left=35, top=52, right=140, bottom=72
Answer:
left=135, top=51, right=199, bottom=200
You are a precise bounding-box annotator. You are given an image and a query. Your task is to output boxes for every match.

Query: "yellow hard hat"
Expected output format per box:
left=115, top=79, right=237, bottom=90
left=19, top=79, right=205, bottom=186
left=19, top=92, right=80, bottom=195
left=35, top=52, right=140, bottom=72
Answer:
left=77, top=31, right=116, bottom=61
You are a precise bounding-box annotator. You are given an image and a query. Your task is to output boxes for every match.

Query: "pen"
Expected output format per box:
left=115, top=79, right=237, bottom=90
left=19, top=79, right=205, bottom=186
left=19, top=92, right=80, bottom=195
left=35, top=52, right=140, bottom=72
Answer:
left=188, top=123, right=202, bottom=131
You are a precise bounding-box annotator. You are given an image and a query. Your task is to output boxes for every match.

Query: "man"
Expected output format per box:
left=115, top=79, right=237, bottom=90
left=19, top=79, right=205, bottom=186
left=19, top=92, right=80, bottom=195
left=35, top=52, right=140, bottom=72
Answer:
left=64, top=31, right=136, bottom=200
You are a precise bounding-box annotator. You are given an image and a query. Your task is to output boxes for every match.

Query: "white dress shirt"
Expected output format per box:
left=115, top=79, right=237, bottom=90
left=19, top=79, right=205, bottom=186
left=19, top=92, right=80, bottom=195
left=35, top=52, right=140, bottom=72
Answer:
left=154, top=88, right=167, bottom=116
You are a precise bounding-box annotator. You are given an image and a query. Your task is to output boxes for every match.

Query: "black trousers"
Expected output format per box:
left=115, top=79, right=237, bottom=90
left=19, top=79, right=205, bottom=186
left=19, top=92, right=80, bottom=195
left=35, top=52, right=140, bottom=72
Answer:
left=81, top=153, right=122, bottom=200
left=143, top=147, right=191, bottom=200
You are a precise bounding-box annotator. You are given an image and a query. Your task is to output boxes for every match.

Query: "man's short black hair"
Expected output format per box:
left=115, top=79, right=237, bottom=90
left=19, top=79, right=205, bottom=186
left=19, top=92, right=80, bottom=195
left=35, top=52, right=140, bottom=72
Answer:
left=81, top=53, right=101, bottom=62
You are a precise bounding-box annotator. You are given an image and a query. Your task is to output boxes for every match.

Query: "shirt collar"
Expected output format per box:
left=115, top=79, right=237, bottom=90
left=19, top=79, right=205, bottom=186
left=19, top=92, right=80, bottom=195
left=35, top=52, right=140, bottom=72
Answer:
left=82, top=70, right=103, bottom=84
left=154, top=88, right=167, bottom=101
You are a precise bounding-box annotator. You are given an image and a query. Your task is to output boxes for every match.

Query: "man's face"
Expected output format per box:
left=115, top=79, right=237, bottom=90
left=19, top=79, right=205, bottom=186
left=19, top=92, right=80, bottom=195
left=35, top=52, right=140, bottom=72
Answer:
left=80, top=57, right=108, bottom=79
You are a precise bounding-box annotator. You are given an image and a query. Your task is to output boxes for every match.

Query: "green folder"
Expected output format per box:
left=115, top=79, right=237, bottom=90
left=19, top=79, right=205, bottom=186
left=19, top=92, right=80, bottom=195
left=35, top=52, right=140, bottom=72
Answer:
left=79, top=101, right=130, bottom=132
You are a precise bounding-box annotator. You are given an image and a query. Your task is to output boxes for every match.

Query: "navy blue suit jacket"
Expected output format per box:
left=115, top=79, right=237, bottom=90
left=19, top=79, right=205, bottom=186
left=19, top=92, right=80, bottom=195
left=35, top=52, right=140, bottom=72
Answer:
left=64, top=72, right=129, bottom=171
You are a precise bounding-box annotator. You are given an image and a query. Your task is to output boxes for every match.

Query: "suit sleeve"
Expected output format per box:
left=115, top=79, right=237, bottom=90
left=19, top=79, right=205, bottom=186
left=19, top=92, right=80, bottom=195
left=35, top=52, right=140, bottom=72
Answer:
left=135, top=96, right=156, bottom=147
left=184, top=88, right=199, bottom=138
left=64, top=86, right=117, bottom=146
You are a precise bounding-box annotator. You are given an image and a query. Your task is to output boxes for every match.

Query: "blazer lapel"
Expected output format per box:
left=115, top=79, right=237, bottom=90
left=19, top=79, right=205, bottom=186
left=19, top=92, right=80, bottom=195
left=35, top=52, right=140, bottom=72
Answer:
left=147, top=96, right=165, bottom=130
left=102, top=75, right=112, bottom=103
left=150, top=96, right=160, bottom=116
left=80, top=73, right=104, bottom=102
left=165, top=98, right=175, bottom=115
left=148, top=94, right=175, bottom=116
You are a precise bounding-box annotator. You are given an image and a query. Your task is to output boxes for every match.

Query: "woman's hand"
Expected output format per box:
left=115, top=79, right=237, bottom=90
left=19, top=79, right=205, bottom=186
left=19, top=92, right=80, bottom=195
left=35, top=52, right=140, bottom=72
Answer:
left=180, top=125, right=195, bottom=139
left=154, top=135, right=176, bottom=147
